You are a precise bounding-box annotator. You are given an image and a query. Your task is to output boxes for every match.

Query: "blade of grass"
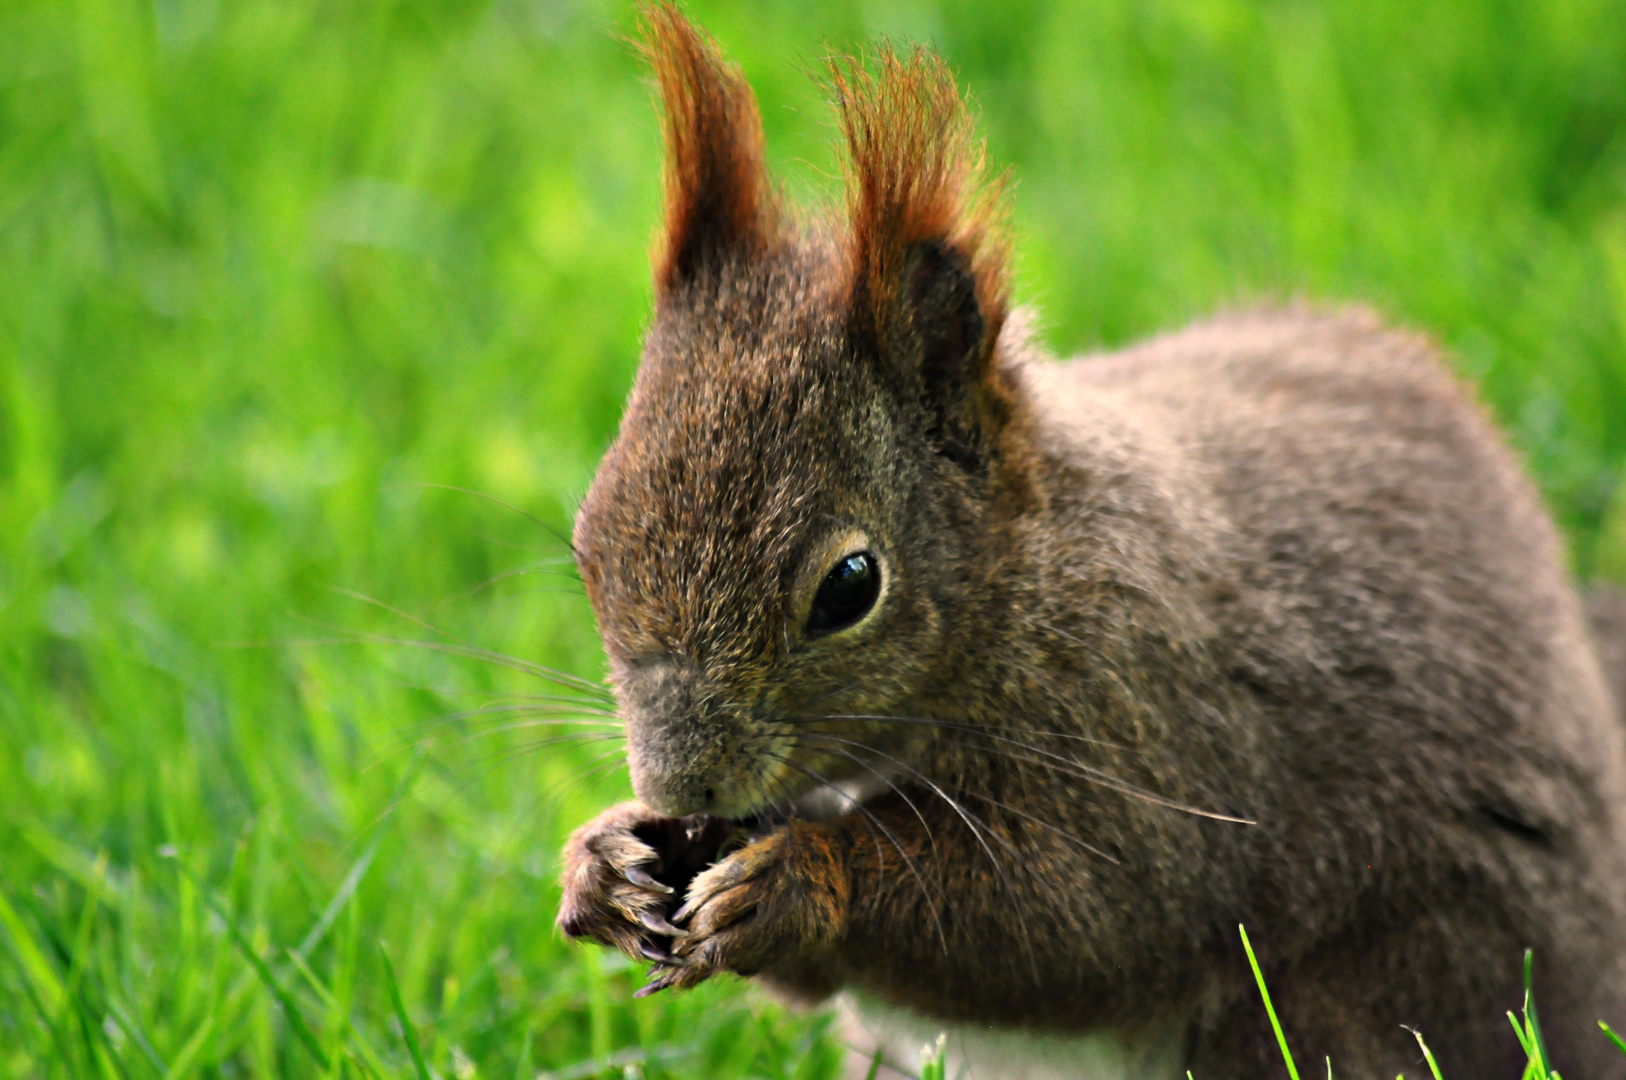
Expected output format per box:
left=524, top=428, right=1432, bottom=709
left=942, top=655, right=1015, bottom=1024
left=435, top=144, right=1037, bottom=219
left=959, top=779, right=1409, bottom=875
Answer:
left=1600, top=1021, right=1626, bottom=1056
left=1404, top=1027, right=1444, bottom=1080
left=380, top=943, right=431, bottom=1080
left=70, top=993, right=126, bottom=1080
left=0, top=935, right=80, bottom=1072
left=919, top=1033, right=947, bottom=1080
left=286, top=947, right=395, bottom=1080
left=163, top=1014, right=217, bottom=1080
left=199, top=888, right=331, bottom=1071
left=1522, top=950, right=1552, bottom=1071
left=15, top=884, right=150, bottom=1079
left=1239, top=924, right=1302, bottom=1080
left=0, top=879, right=67, bottom=1016
left=535, top=1046, right=683, bottom=1080
left=100, top=996, right=168, bottom=1076
left=62, top=853, right=108, bottom=1010
left=59, top=855, right=134, bottom=1080
left=1508, top=1010, right=1535, bottom=1058
left=514, top=1020, right=535, bottom=1080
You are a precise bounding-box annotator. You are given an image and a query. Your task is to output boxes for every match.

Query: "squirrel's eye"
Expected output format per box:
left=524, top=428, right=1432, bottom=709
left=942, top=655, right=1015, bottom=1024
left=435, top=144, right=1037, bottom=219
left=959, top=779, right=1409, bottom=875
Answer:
left=807, top=552, right=880, bottom=637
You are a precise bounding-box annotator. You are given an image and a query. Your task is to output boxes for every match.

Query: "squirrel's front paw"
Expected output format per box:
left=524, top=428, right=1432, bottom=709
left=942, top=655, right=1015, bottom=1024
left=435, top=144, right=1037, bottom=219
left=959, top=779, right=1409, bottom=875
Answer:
left=642, top=823, right=848, bottom=995
left=556, top=801, right=739, bottom=966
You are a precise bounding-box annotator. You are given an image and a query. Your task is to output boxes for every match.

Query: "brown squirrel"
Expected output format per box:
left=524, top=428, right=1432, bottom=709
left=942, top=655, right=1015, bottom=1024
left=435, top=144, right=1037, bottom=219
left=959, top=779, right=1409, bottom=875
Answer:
left=555, top=6, right=1626, bottom=1077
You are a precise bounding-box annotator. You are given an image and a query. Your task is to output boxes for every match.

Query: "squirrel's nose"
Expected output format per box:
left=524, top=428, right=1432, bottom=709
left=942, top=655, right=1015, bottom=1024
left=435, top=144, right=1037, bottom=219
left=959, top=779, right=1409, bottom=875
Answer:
left=615, top=659, right=762, bottom=817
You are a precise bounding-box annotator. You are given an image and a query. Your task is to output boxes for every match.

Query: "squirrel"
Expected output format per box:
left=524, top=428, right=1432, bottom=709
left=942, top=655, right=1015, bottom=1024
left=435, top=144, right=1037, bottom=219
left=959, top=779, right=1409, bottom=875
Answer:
left=555, top=6, right=1626, bottom=1077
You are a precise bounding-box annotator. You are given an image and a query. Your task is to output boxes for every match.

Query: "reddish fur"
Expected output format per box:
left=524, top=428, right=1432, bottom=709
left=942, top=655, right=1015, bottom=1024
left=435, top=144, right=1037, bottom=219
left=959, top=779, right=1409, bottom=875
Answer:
left=830, top=46, right=1010, bottom=353
left=640, top=4, right=780, bottom=290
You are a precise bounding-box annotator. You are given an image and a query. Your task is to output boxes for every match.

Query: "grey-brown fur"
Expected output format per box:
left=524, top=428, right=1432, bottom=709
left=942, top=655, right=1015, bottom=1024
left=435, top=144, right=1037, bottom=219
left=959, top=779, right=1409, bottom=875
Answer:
left=557, top=8, right=1626, bottom=1077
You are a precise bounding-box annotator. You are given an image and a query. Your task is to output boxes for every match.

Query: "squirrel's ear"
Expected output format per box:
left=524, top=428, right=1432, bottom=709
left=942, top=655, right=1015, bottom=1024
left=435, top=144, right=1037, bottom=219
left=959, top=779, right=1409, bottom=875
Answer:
left=834, top=46, right=1010, bottom=469
left=640, top=4, right=777, bottom=292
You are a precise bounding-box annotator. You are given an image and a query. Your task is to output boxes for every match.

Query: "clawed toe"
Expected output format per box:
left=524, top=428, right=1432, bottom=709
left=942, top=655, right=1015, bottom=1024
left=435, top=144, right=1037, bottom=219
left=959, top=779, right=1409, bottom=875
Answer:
left=637, top=909, right=690, bottom=938
left=625, top=865, right=675, bottom=894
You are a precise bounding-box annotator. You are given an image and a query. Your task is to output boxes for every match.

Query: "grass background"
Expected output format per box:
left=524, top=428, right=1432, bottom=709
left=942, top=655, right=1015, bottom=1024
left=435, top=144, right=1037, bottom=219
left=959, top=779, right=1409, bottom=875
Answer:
left=3, top=0, right=1626, bottom=1076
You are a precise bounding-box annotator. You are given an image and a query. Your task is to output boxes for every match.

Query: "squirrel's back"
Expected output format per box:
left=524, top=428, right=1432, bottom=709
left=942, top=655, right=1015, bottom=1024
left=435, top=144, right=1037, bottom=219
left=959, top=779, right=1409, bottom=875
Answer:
left=1588, top=583, right=1626, bottom=724
left=1027, top=304, right=1622, bottom=819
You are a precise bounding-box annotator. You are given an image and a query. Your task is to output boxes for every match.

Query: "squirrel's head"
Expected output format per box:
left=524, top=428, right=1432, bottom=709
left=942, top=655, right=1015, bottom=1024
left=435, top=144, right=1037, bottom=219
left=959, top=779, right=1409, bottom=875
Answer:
left=574, top=4, right=1025, bottom=819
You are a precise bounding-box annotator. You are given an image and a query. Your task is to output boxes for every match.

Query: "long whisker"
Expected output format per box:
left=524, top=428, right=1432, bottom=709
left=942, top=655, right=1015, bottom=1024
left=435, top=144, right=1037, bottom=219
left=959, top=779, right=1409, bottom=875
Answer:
left=571, top=748, right=634, bottom=784
left=815, top=736, right=1052, bottom=980
left=429, top=566, right=587, bottom=612
left=445, top=717, right=623, bottom=743
left=463, top=731, right=627, bottom=776
left=805, top=714, right=1251, bottom=824
left=783, top=713, right=1129, bottom=752
left=406, top=699, right=621, bottom=725
left=798, top=734, right=1085, bottom=979
left=956, top=787, right=1117, bottom=864
left=306, top=632, right=614, bottom=700
left=756, top=733, right=940, bottom=867
left=799, top=679, right=865, bottom=715
left=979, top=744, right=1253, bottom=825
left=329, top=586, right=457, bottom=640
left=748, top=728, right=1116, bottom=863
left=471, top=535, right=580, bottom=563
left=773, top=753, right=892, bottom=872
left=468, top=585, right=591, bottom=602
left=385, top=734, right=626, bottom=837
left=494, top=693, right=620, bottom=708
left=399, top=483, right=577, bottom=555
left=534, top=745, right=632, bottom=802
left=751, top=756, right=804, bottom=834
left=404, top=701, right=621, bottom=732
left=361, top=708, right=619, bottom=773
left=767, top=753, right=949, bottom=955
left=795, top=732, right=1015, bottom=870
left=789, top=732, right=1037, bottom=962
left=766, top=735, right=940, bottom=865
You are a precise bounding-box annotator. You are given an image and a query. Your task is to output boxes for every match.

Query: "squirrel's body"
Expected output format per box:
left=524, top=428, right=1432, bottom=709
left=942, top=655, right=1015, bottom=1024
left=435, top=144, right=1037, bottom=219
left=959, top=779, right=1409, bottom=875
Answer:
left=833, top=308, right=1626, bottom=1076
left=557, top=9, right=1626, bottom=1077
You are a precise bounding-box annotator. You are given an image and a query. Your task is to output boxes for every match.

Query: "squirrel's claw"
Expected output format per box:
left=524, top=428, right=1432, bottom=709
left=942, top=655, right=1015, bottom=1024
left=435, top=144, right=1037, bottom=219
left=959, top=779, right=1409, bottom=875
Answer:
left=672, top=883, right=757, bottom=946
left=557, top=801, right=696, bottom=968
left=625, top=865, right=676, bottom=894
left=638, top=909, right=691, bottom=938
left=637, top=940, right=681, bottom=964
left=664, top=824, right=846, bottom=989
left=633, top=963, right=695, bottom=997
left=672, top=837, right=775, bottom=924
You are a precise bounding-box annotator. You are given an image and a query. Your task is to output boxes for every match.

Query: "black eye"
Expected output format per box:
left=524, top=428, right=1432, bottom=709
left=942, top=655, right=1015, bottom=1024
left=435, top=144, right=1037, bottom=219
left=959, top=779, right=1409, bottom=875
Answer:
left=807, top=551, right=881, bottom=637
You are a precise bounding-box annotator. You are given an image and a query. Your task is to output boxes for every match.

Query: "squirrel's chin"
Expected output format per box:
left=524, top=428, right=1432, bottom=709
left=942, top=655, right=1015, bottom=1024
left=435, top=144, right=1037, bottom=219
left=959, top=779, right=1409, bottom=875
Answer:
left=783, top=766, right=902, bottom=823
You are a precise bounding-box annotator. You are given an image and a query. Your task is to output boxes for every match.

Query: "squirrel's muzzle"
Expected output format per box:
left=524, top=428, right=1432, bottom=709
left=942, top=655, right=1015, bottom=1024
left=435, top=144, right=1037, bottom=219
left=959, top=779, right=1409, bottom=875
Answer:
left=614, top=658, right=774, bottom=818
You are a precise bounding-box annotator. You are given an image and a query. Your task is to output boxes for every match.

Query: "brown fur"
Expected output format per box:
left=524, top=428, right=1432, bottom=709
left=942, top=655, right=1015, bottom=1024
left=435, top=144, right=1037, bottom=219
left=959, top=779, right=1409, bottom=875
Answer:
left=640, top=3, right=779, bottom=291
left=558, top=8, right=1626, bottom=1078
left=1589, top=586, right=1626, bottom=722
left=833, top=45, right=1008, bottom=353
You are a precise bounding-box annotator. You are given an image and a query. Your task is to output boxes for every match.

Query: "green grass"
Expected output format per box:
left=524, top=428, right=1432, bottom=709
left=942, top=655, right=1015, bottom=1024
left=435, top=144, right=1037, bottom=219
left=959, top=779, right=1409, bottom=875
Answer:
left=1239, top=928, right=1626, bottom=1079
left=2, top=0, right=1625, bottom=1076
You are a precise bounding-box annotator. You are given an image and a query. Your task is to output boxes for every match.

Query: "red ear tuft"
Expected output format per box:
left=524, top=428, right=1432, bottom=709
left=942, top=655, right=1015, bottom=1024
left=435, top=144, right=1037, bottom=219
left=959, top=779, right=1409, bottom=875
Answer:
left=831, top=45, right=1009, bottom=352
left=640, top=3, right=778, bottom=291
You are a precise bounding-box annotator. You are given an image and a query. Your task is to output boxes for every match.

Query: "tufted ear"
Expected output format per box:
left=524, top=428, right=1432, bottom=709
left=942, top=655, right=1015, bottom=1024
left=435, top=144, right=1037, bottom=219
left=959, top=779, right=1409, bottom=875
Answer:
left=641, top=4, right=778, bottom=293
left=833, top=45, right=1010, bottom=470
